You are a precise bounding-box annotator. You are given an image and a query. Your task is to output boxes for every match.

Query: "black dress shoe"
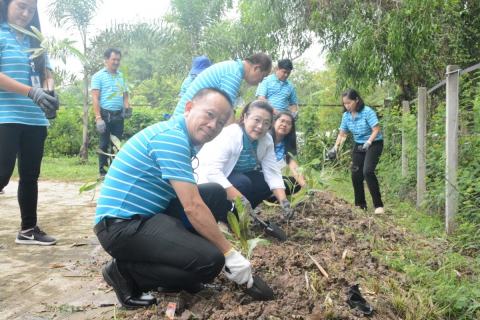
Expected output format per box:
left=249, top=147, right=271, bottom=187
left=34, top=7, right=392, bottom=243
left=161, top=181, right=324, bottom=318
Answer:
left=102, top=259, right=156, bottom=309
left=158, top=283, right=222, bottom=294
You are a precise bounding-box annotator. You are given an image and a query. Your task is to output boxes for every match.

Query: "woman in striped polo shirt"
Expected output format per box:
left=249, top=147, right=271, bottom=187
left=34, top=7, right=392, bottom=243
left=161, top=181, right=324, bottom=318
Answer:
left=328, top=88, right=384, bottom=214
left=0, top=0, right=59, bottom=245
left=196, top=100, right=295, bottom=224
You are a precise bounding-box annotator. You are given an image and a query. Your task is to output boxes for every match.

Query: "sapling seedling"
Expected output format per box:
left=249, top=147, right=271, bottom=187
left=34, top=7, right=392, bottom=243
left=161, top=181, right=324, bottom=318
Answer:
left=224, top=197, right=270, bottom=259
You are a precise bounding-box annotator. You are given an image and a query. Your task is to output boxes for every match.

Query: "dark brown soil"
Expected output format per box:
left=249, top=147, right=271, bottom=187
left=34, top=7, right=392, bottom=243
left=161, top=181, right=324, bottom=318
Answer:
left=119, top=192, right=406, bottom=320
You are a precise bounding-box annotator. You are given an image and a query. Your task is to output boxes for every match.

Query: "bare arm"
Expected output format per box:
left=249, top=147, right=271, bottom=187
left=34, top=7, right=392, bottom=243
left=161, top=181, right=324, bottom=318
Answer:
left=0, top=72, right=31, bottom=96
left=334, top=130, right=348, bottom=148
left=367, top=125, right=381, bottom=143
left=43, top=69, right=54, bottom=90
left=226, top=186, right=243, bottom=202
left=288, top=104, right=298, bottom=112
left=170, top=180, right=232, bottom=254
left=92, top=89, right=102, bottom=121
left=257, top=95, right=280, bottom=114
left=288, top=158, right=306, bottom=187
left=272, top=188, right=287, bottom=203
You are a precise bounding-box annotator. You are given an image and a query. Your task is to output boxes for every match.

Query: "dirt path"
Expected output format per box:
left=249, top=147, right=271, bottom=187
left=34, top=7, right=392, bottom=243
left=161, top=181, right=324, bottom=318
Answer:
left=0, top=179, right=124, bottom=319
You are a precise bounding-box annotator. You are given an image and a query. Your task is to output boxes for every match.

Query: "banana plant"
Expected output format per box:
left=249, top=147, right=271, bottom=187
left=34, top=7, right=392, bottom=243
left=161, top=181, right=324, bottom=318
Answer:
left=223, top=197, right=270, bottom=259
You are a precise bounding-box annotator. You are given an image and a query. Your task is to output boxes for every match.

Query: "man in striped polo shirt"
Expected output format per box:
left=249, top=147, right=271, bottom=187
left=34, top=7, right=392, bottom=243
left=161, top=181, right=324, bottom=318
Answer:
left=174, top=53, right=272, bottom=125
left=256, top=59, right=298, bottom=115
left=179, top=56, right=212, bottom=97
left=94, top=88, right=254, bottom=309
left=92, top=48, right=131, bottom=178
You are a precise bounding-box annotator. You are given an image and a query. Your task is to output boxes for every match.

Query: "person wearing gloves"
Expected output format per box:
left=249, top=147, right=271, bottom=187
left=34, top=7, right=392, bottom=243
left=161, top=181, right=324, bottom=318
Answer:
left=0, top=0, right=60, bottom=245
left=269, top=111, right=306, bottom=194
left=92, top=48, right=131, bottom=179
left=328, top=88, right=384, bottom=214
left=94, top=88, right=253, bottom=309
left=196, top=100, right=295, bottom=226
left=179, top=56, right=212, bottom=97
left=174, top=53, right=272, bottom=126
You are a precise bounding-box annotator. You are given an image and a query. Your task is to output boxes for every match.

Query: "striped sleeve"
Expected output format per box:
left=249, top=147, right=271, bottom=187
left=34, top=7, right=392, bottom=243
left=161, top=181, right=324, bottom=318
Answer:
left=149, top=130, right=196, bottom=184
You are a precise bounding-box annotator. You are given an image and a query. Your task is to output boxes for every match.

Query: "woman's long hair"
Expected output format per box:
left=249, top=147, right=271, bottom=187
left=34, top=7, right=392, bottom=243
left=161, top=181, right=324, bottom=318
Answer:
left=269, top=111, right=297, bottom=164
left=0, top=0, right=46, bottom=83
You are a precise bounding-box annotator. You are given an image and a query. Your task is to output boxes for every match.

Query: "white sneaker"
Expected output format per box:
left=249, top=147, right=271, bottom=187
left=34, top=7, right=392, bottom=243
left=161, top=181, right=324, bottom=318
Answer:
left=374, top=207, right=385, bottom=214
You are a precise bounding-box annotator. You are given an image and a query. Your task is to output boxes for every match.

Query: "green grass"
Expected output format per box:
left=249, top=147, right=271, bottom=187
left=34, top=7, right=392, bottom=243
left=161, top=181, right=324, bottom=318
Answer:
left=11, top=155, right=98, bottom=182
left=327, top=170, right=480, bottom=320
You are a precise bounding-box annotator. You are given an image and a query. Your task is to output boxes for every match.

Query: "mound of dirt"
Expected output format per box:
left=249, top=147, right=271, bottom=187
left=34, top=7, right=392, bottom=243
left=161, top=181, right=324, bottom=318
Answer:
left=126, top=192, right=405, bottom=319
left=1, top=181, right=405, bottom=319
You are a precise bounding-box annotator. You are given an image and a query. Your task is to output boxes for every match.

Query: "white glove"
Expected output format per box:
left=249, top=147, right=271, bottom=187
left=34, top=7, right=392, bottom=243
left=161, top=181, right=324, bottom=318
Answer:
left=224, top=249, right=254, bottom=288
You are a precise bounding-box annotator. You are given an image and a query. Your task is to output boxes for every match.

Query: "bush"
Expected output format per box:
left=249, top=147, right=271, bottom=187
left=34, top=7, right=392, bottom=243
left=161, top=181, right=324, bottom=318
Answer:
left=45, top=106, right=169, bottom=156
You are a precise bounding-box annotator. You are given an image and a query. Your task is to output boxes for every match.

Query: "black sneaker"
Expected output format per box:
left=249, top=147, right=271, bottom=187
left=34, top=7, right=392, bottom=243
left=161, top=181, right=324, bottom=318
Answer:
left=15, top=226, right=57, bottom=245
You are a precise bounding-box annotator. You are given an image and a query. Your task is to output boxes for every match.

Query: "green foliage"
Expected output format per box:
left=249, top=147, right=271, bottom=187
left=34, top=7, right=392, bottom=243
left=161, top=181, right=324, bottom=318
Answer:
left=46, top=105, right=168, bottom=156
left=225, top=197, right=270, bottom=259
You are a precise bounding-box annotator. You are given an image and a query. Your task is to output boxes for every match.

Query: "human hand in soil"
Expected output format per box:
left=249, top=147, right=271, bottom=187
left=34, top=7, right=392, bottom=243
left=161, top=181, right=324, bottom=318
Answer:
left=28, top=87, right=57, bottom=113
left=281, top=199, right=294, bottom=220
left=224, top=249, right=254, bottom=288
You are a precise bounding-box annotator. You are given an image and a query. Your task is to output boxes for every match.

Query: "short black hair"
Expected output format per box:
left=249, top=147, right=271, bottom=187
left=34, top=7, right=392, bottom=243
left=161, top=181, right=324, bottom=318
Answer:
left=341, top=88, right=365, bottom=113
left=244, top=53, right=272, bottom=73
left=192, top=87, right=232, bottom=108
left=104, top=48, right=122, bottom=59
left=278, top=59, right=293, bottom=70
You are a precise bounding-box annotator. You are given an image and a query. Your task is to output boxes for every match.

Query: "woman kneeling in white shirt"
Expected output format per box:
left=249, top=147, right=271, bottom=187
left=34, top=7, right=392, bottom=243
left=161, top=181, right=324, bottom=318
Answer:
left=196, top=100, right=294, bottom=223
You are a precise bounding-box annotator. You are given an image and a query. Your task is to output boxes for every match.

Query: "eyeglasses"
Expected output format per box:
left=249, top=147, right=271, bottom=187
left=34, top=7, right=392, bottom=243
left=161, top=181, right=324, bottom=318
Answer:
left=248, top=116, right=271, bottom=128
left=277, top=118, right=292, bottom=127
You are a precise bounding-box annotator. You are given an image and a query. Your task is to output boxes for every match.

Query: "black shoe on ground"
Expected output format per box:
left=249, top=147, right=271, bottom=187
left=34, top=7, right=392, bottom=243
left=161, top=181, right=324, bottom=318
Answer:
left=0, top=189, right=4, bottom=194
left=15, top=226, right=57, bottom=245
left=102, top=259, right=156, bottom=309
left=158, top=283, right=222, bottom=294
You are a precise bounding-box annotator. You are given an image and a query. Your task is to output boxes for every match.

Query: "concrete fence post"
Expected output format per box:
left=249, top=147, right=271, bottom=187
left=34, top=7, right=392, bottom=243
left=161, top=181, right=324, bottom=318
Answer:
left=445, top=65, right=460, bottom=234
left=417, top=87, right=427, bottom=206
left=402, top=101, right=410, bottom=178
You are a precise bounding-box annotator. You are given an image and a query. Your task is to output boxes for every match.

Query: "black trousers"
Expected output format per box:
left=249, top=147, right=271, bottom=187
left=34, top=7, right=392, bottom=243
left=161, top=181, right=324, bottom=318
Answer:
left=98, top=109, right=124, bottom=175
left=351, top=140, right=384, bottom=209
left=0, top=124, right=47, bottom=230
left=96, top=183, right=230, bottom=291
left=224, top=170, right=274, bottom=221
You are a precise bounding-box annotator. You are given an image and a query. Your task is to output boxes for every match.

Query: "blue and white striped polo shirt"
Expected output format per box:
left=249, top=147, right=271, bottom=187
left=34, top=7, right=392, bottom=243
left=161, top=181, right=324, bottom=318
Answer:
left=94, top=115, right=197, bottom=225
left=0, top=23, right=52, bottom=126
left=232, top=130, right=259, bottom=173
left=255, top=73, right=298, bottom=112
left=274, top=140, right=286, bottom=162
left=173, top=59, right=244, bottom=117
left=179, top=75, right=194, bottom=97
left=91, top=67, right=127, bottom=111
left=340, top=106, right=383, bottom=144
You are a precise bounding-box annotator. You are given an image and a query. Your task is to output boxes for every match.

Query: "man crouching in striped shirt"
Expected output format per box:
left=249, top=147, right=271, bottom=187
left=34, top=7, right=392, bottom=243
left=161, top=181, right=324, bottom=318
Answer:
left=93, top=87, right=254, bottom=309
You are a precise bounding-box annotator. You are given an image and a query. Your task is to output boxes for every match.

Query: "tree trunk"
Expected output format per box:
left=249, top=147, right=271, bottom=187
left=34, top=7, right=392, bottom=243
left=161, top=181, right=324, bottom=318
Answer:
left=79, top=65, right=89, bottom=161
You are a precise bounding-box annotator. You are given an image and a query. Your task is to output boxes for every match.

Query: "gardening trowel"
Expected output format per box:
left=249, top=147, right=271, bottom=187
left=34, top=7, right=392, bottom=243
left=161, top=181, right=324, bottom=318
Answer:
left=250, top=210, right=287, bottom=241
left=243, top=275, right=274, bottom=301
